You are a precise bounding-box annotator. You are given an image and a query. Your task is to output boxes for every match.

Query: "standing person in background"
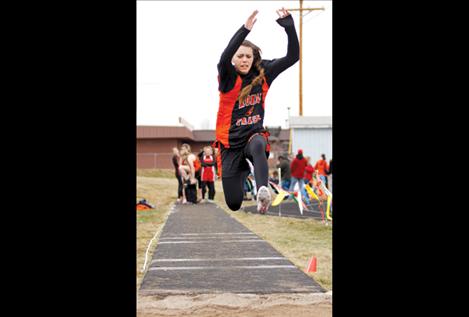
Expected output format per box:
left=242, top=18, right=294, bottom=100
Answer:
left=289, top=149, right=307, bottom=193
left=179, top=144, right=198, bottom=204
left=171, top=147, right=184, bottom=203
left=200, top=145, right=217, bottom=202
left=327, top=158, right=332, bottom=191
left=276, top=155, right=291, bottom=191
left=194, top=149, right=204, bottom=203
left=314, top=154, right=330, bottom=189
left=304, top=156, right=315, bottom=187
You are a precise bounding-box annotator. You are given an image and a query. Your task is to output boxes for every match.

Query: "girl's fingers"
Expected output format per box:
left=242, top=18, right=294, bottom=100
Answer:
left=277, top=7, right=290, bottom=18
left=250, top=10, right=259, bottom=19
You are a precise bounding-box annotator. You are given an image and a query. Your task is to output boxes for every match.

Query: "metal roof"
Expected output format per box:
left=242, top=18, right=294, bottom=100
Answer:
left=289, top=116, right=332, bottom=128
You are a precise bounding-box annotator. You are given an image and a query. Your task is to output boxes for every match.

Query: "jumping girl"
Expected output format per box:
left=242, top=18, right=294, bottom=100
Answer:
left=214, top=8, right=299, bottom=213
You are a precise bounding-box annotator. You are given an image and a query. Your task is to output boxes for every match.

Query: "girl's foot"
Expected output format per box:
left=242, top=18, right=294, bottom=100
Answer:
left=256, top=186, right=271, bottom=214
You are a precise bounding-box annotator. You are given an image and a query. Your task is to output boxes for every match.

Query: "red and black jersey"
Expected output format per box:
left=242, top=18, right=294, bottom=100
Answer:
left=216, top=15, right=299, bottom=150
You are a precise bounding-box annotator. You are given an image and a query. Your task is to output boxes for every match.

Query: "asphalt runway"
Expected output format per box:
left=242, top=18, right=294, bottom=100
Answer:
left=140, top=203, right=325, bottom=295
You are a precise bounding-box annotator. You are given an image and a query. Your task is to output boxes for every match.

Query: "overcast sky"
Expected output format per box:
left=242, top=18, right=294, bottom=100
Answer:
left=137, top=0, right=332, bottom=130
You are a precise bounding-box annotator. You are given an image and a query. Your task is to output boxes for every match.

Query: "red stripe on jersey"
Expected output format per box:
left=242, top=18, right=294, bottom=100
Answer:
left=216, top=76, right=242, bottom=148
left=261, top=80, right=269, bottom=109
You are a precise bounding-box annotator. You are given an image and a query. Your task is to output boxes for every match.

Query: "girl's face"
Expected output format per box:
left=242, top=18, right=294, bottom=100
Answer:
left=204, top=147, right=213, bottom=156
left=180, top=147, right=188, bottom=156
left=232, top=46, right=254, bottom=75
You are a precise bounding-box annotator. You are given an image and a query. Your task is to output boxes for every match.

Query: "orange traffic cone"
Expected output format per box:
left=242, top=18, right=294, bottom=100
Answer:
left=305, top=256, right=317, bottom=273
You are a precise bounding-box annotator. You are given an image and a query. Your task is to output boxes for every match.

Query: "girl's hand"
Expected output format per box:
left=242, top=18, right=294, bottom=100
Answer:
left=276, top=7, right=290, bottom=19
left=244, top=10, right=258, bottom=30
left=276, top=7, right=294, bottom=28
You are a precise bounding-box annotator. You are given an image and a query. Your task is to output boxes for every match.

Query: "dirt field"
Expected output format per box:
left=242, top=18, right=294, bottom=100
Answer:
left=138, top=292, right=332, bottom=317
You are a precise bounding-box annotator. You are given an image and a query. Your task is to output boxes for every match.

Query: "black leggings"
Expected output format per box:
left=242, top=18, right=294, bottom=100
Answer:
left=176, top=172, right=183, bottom=198
left=222, top=135, right=269, bottom=211
left=201, top=181, right=215, bottom=200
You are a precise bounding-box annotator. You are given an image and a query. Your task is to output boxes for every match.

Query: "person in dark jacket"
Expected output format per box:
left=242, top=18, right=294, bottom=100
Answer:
left=276, top=155, right=291, bottom=190
left=171, top=147, right=183, bottom=203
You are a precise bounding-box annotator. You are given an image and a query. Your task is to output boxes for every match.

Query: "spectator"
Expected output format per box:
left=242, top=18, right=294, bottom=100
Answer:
left=304, top=156, right=315, bottom=187
left=200, top=146, right=216, bottom=202
left=314, top=154, right=330, bottom=189
left=243, top=174, right=255, bottom=201
left=289, top=149, right=307, bottom=193
left=171, top=147, right=183, bottom=203
left=179, top=143, right=199, bottom=204
left=194, top=149, right=205, bottom=202
left=269, top=170, right=280, bottom=185
left=276, top=155, right=291, bottom=191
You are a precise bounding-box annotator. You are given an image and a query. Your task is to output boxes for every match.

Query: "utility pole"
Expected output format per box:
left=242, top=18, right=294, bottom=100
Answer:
left=287, top=0, right=324, bottom=116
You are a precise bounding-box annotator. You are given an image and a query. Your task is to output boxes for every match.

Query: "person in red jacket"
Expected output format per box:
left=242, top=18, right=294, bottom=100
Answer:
left=289, top=149, right=307, bottom=193
left=200, top=146, right=217, bottom=202
left=304, top=156, right=315, bottom=187
left=314, top=154, right=330, bottom=189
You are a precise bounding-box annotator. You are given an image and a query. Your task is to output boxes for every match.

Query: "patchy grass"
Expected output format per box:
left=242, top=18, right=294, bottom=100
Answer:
left=137, top=169, right=332, bottom=291
left=136, top=176, right=178, bottom=290
left=137, top=169, right=174, bottom=179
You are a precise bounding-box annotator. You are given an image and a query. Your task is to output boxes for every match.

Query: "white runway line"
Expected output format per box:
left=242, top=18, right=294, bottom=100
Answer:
left=152, top=257, right=288, bottom=263
left=140, top=204, right=174, bottom=273
left=159, top=236, right=258, bottom=240
left=162, top=232, right=255, bottom=236
left=157, top=239, right=266, bottom=244
left=149, top=265, right=297, bottom=271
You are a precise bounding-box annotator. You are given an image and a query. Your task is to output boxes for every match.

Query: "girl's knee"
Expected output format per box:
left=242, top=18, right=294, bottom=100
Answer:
left=227, top=201, right=242, bottom=211
left=223, top=190, right=243, bottom=211
left=249, top=136, right=266, bottom=154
